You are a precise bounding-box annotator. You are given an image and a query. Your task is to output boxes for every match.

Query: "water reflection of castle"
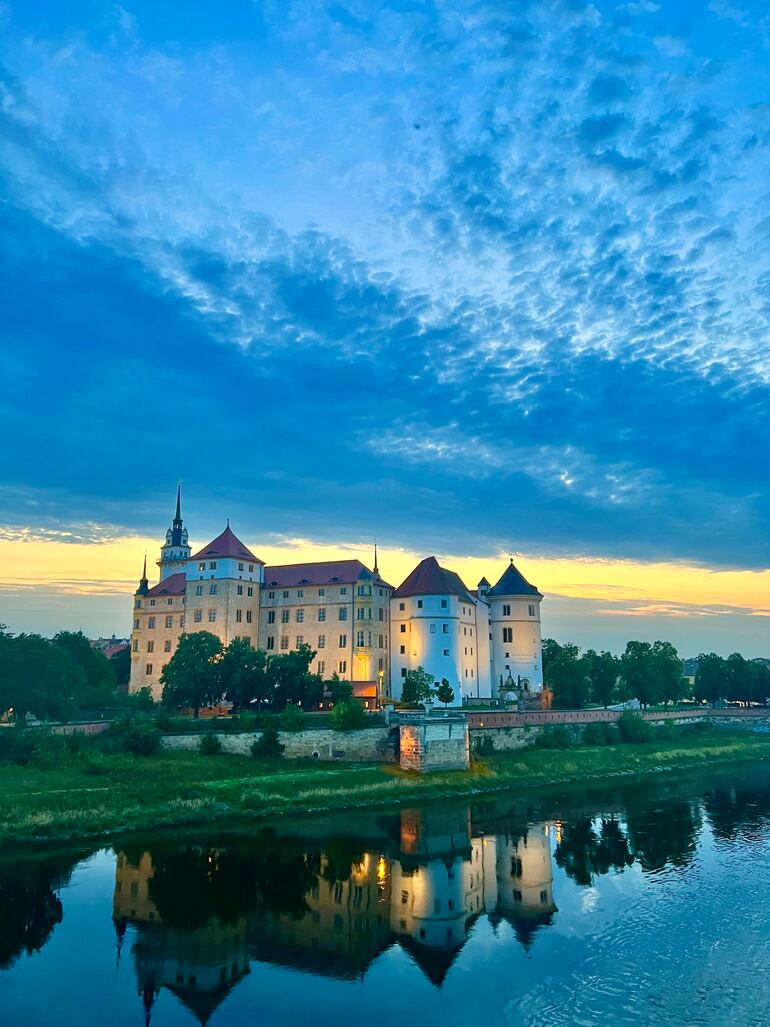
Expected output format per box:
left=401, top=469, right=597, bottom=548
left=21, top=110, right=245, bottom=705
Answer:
left=112, top=810, right=557, bottom=1023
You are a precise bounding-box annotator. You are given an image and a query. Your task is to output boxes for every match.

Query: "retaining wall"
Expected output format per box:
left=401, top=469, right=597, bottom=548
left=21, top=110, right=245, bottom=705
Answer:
left=161, top=727, right=390, bottom=761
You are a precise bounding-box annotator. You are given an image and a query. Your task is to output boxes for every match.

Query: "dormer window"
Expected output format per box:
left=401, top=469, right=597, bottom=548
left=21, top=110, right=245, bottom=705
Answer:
left=209, top=561, right=217, bottom=570
left=198, top=562, right=205, bottom=572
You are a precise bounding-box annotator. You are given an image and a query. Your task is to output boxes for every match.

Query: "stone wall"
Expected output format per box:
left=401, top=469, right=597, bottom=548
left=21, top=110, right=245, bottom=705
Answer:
left=161, top=727, right=390, bottom=761
left=399, top=720, right=469, bottom=773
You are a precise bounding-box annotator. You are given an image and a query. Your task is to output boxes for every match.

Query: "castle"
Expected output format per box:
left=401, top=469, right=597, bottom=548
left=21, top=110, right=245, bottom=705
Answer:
left=128, top=489, right=544, bottom=705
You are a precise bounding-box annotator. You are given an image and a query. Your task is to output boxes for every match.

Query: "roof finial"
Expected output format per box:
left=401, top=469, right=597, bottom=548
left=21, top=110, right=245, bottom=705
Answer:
left=373, top=540, right=379, bottom=575
left=175, top=481, right=182, bottom=522
left=226, top=516, right=230, bottom=528
left=142, top=552, right=147, bottom=578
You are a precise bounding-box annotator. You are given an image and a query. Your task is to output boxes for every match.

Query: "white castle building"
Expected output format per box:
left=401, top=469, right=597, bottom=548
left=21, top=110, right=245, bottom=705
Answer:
left=129, top=490, right=543, bottom=706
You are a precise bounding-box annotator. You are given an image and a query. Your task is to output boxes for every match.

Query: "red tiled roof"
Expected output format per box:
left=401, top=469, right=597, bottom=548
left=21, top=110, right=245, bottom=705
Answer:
left=263, top=559, right=392, bottom=589
left=190, top=526, right=264, bottom=564
left=145, top=572, right=187, bottom=597
left=393, top=556, right=475, bottom=604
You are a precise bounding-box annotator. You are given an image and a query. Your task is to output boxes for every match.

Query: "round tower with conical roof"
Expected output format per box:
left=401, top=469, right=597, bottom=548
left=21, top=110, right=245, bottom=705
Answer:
left=487, top=558, right=543, bottom=695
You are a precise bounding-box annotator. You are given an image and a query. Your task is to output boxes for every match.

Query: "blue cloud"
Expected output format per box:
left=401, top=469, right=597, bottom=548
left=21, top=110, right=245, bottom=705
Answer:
left=0, top=0, right=769, bottom=580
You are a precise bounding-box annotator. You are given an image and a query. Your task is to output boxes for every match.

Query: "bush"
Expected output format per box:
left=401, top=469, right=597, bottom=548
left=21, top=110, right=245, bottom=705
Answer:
left=0, top=727, right=37, bottom=764
left=110, top=716, right=161, bottom=756
left=582, top=722, right=618, bottom=747
left=330, top=700, right=366, bottom=731
left=617, top=711, right=652, bottom=744
left=251, top=725, right=285, bottom=758
left=199, top=732, right=223, bottom=756
left=473, top=735, right=496, bottom=756
left=31, top=734, right=70, bottom=769
left=278, top=705, right=306, bottom=732
left=535, top=725, right=573, bottom=749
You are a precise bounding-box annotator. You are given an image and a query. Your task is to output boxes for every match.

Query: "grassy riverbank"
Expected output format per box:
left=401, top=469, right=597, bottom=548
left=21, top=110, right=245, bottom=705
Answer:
left=3, top=729, right=770, bottom=848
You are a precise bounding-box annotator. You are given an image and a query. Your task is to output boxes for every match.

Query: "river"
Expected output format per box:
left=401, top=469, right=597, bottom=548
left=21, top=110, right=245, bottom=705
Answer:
left=2, top=763, right=770, bottom=1026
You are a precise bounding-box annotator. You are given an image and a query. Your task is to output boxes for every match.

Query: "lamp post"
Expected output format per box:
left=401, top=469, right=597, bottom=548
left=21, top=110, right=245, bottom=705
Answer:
left=378, top=670, right=384, bottom=709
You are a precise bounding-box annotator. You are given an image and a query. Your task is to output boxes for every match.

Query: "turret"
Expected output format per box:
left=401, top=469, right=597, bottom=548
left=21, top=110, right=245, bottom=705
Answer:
left=136, top=555, right=149, bottom=596
left=487, top=558, right=543, bottom=694
left=158, top=485, right=191, bottom=580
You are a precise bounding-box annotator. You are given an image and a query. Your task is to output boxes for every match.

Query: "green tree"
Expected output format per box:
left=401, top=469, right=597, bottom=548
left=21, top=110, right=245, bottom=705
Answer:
left=110, top=646, right=131, bottom=687
left=265, top=644, right=322, bottom=710
left=252, top=724, right=285, bottom=758
left=620, top=641, right=663, bottom=708
left=748, top=660, right=770, bottom=705
left=582, top=649, right=618, bottom=708
left=436, top=678, right=455, bottom=707
left=652, top=640, right=682, bottom=706
left=725, top=653, right=752, bottom=703
left=160, top=631, right=223, bottom=718
left=219, top=638, right=269, bottom=712
left=542, top=639, right=579, bottom=680
left=401, top=666, right=436, bottom=705
left=547, top=651, right=589, bottom=709
left=325, top=672, right=353, bottom=705
left=0, top=633, right=82, bottom=722
left=52, top=630, right=115, bottom=709
left=694, top=652, right=726, bottom=706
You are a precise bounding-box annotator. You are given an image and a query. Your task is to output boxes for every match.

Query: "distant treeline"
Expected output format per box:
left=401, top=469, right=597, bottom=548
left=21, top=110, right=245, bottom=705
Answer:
left=542, top=638, right=770, bottom=709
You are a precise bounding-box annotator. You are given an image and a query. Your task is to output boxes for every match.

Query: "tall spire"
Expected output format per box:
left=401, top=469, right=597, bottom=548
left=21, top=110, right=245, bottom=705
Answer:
left=137, top=554, right=149, bottom=595
left=174, top=482, right=182, bottom=526
left=373, top=540, right=379, bottom=576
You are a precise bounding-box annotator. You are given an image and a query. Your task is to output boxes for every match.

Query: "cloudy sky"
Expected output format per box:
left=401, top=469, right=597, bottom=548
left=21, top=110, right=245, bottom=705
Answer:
left=1, top=0, right=769, bottom=655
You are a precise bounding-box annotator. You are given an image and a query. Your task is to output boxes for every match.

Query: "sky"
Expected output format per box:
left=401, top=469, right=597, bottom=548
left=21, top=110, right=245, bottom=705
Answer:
left=1, top=0, right=769, bottom=656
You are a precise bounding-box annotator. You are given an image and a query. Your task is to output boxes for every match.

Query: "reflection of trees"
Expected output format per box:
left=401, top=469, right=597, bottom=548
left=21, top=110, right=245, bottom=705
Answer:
left=144, top=832, right=368, bottom=933
left=554, top=817, right=633, bottom=886
left=624, top=798, right=701, bottom=872
left=0, top=852, right=80, bottom=969
left=704, top=778, right=770, bottom=842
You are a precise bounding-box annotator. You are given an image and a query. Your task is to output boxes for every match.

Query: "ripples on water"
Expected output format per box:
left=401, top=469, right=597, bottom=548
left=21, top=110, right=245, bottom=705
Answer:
left=3, top=766, right=770, bottom=1027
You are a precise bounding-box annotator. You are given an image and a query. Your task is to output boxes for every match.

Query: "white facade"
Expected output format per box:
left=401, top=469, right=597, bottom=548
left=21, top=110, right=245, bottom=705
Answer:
left=489, top=595, right=543, bottom=694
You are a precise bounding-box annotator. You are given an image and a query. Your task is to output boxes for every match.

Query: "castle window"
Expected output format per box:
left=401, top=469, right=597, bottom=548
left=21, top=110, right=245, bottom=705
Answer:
left=317, top=661, right=325, bottom=675
left=503, top=604, right=511, bottom=616
left=268, top=611, right=275, bottom=624
left=338, top=607, right=348, bottom=621
left=249, top=564, right=254, bottom=572
left=247, top=587, right=253, bottom=597
left=297, top=589, right=304, bottom=598
left=283, top=590, right=289, bottom=598
left=145, top=664, right=153, bottom=675
left=318, top=607, right=326, bottom=621
left=148, top=617, right=156, bottom=629
left=236, top=609, right=242, bottom=623
left=513, top=889, right=522, bottom=902
left=379, top=634, right=384, bottom=648
left=208, top=609, right=217, bottom=622
left=238, top=562, right=244, bottom=571
left=503, top=627, right=513, bottom=643
left=268, top=591, right=275, bottom=599
left=296, top=636, right=304, bottom=649
left=134, top=619, right=140, bottom=629
left=339, top=634, right=347, bottom=648
left=529, top=605, right=536, bottom=617
left=378, top=608, right=384, bottom=621
left=167, top=598, right=173, bottom=605
left=210, top=584, right=218, bottom=595
left=430, top=624, right=436, bottom=634
left=417, top=599, right=423, bottom=609
left=281, top=610, right=290, bottom=623
left=318, top=634, right=326, bottom=648
left=199, top=562, right=206, bottom=571
left=237, top=585, right=243, bottom=596
left=180, top=615, right=185, bottom=627
left=338, top=659, right=347, bottom=674
left=280, top=636, right=289, bottom=650
left=164, top=640, right=172, bottom=652
left=246, top=610, right=252, bottom=623
left=400, top=645, right=405, bottom=654
left=194, top=610, right=203, bottom=622
left=356, top=630, right=365, bottom=647
left=165, top=615, right=173, bottom=628
left=442, top=624, right=448, bottom=634
left=441, top=599, right=448, bottom=608
left=341, top=587, right=348, bottom=594
left=541, top=890, right=548, bottom=903
left=401, top=668, right=407, bottom=677
left=296, top=609, right=305, bottom=622
left=135, top=599, right=141, bottom=609
left=471, top=668, right=474, bottom=676
left=319, top=588, right=325, bottom=596
left=400, top=624, right=406, bottom=633
left=443, top=649, right=449, bottom=656
left=150, top=599, right=156, bottom=607
left=378, top=657, right=384, bottom=671
left=266, top=636, right=274, bottom=650
left=196, top=585, right=203, bottom=596
left=399, top=602, right=405, bottom=611
left=132, top=640, right=138, bottom=652
left=357, top=608, right=365, bottom=620
left=209, top=561, right=217, bottom=570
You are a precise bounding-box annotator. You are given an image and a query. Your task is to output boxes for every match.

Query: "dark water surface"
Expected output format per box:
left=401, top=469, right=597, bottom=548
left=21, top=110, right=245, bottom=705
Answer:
left=3, top=764, right=770, bottom=1026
